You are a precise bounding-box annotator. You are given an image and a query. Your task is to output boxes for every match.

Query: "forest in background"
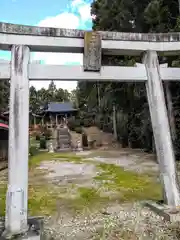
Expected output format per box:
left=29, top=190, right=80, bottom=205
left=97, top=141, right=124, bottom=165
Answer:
left=77, top=0, right=180, bottom=157
left=1, top=0, right=180, bottom=157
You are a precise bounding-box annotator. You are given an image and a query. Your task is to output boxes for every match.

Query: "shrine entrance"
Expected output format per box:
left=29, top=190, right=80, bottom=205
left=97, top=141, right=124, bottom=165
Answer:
left=0, top=22, right=180, bottom=235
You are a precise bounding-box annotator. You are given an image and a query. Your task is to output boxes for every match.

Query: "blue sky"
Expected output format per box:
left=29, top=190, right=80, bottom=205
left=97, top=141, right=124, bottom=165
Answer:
left=0, top=0, right=93, bottom=90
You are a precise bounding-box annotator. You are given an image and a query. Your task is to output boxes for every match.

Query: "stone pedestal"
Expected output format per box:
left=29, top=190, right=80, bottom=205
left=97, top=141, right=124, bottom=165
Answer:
left=48, top=142, right=54, bottom=153
left=144, top=200, right=180, bottom=222
left=0, top=217, right=43, bottom=240
left=77, top=140, right=83, bottom=152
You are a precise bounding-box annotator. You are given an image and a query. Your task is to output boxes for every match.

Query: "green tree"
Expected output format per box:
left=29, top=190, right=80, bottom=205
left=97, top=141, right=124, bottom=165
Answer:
left=0, top=80, right=10, bottom=112
left=56, top=88, right=70, bottom=102
left=47, top=80, right=57, bottom=101
left=29, top=82, right=71, bottom=114
left=76, top=0, right=180, bottom=151
left=29, top=86, right=38, bottom=112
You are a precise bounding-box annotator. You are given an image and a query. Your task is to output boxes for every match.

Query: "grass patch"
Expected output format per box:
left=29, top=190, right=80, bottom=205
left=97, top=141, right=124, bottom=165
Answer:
left=27, top=152, right=87, bottom=215
left=0, top=182, right=59, bottom=216
left=30, top=137, right=38, bottom=145
left=0, top=184, right=6, bottom=216
left=0, top=151, right=161, bottom=218
left=53, top=153, right=84, bottom=164
left=63, top=187, right=108, bottom=213
left=95, top=163, right=161, bottom=202
left=28, top=185, right=107, bottom=216
left=0, top=152, right=88, bottom=216
left=87, top=151, right=116, bottom=158
left=29, top=152, right=84, bottom=169
left=28, top=184, right=58, bottom=216
left=75, top=187, right=101, bottom=207
left=29, top=152, right=49, bottom=168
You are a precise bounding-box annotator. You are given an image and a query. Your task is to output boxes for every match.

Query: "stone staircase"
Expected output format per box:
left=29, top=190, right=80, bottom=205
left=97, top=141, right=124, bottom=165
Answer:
left=56, top=125, right=72, bottom=152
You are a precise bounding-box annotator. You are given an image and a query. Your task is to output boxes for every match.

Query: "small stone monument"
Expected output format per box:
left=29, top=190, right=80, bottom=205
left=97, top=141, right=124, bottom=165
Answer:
left=48, top=142, right=54, bottom=153
left=77, top=140, right=83, bottom=152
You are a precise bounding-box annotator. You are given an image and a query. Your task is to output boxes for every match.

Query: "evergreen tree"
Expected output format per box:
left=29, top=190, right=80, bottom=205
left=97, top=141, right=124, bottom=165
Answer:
left=76, top=0, right=180, bottom=153
left=0, top=80, right=9, bottom=112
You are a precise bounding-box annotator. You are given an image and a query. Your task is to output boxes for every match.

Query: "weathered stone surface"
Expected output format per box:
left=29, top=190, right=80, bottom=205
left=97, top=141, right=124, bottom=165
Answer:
left=6, top=45, right=30, bottom=234
left=1, top=22, right=180, bottom=42
left=83, top=32, right=101, bottom=71
left=144, top=200, right=180, bottom=222
left=0, top=216, right=43, bottom=240
left=143, top=50, right=180, bottom=206
left=54, top=127, right=71, bottom=152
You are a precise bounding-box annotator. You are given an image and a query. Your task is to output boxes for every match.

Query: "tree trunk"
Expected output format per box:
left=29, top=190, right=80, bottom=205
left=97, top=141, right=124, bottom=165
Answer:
left=113, top=105, right=117, bottom=140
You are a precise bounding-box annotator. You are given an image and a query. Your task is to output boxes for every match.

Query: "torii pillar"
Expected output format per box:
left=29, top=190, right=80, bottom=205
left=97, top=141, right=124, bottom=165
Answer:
left=3, top=45, right=43, bottom=239
left=4, top=45, right=30, bottom=236
left=83, top=31, right=180, bottom=207
left=143, top=51, right=180, bottom=207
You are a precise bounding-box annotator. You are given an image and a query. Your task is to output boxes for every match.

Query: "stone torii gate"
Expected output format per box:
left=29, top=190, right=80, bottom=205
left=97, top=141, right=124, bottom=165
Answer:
left=1, top=22, right=180, bottom=237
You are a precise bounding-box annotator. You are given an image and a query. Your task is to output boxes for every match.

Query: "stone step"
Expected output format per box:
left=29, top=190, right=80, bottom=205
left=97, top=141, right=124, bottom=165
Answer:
left=58, top=134, right=70, bottom=137
left=54, top=126, right=72, bottom=152
left=57, top=128, right=69, bottom=134
left=58, top=138, right=71, bottom=142
left=58, top=133, right=70, bottom=137
left=57, top=143, right=71, bottom=147
left=58, top=135, right=69, bottom=139
left=56, top=148, right=72, bottom=152
left=58, top=142, right=71, bottom=145
left=57, top=144, right=71, bottom=149
left=58, top=132, right=69, bottom=136
left=58, top=137, right=70, bottom=140
left=58, top=138, right=71, bottom=141
left=58, top=131, right=69, bottom=134
left=58, top=135, right=70, bottom=139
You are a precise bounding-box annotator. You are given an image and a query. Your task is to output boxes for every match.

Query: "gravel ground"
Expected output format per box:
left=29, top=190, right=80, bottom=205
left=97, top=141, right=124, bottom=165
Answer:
left=1, top=149, right=180, bottom=239
left=38, top=150, right=180, bottom=239
left=77, top=149, right=159, bottom=173
left=43, top=202, right=180, bottom=239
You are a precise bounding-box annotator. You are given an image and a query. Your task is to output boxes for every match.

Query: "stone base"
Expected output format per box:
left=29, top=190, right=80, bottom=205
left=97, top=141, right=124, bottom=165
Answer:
left=143, top=200, right=180, bottom=222
left=3, top=231, right=41, bottom=240
left=0, top=216, right=44, bottom=240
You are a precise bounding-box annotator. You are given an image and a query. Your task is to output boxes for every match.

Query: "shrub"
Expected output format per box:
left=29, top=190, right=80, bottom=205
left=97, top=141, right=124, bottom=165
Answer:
left=68, top=119, right=81, bottom=131
left=35, top=134, right=40, bottom=141
left=83, top=118, right=93, bottom=128
left=75, top=127, right=82, bottom=134
left=29, top=146, right=38, bottom=156
left=39, top=137, right=47, bottom=149
left=44, top=129, right=52, bottom=140
left=67, top=120, right=75, bottom=131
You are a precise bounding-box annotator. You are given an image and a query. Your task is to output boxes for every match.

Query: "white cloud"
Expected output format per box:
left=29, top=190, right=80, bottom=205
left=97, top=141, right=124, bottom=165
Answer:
left=31, top=0, right=92, bottom=92
left=71, top=0, right=83, bottom=7
left=79, top=4, right=91, bottom=22
left=37, top=12, right=80, bottom=29
left=71, top=0, right=92, bottom=22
